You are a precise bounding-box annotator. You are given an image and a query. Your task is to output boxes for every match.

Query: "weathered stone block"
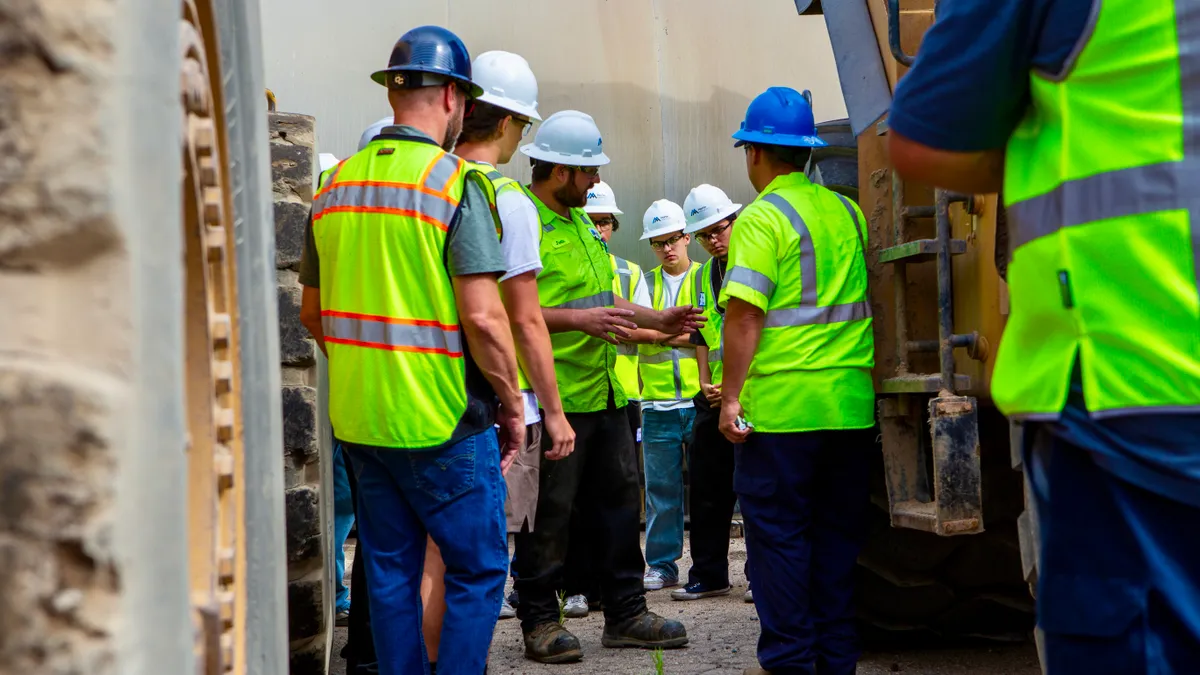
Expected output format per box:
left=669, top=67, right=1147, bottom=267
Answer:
left=277, top=273, right=314, bottom=366
left=275, top=198, right=309, bottom=269
left=286, top=578, right=324, bottom=641
left=285, top=485, right=320, bottom=564
left=281, top=384, right=317, bottom=462
left=268, top=112, right=315, bottom=203
left=288, top=638, right=326, bottom=675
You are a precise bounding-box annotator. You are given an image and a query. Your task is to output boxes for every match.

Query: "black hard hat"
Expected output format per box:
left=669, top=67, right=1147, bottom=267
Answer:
left=370, top=25, right=483, bottom=97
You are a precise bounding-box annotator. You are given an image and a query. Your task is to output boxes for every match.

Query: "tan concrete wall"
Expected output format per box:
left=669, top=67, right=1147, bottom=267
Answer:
left=260, top=0, right=844, bottom=268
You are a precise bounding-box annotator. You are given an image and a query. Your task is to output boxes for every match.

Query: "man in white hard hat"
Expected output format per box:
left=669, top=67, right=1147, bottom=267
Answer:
left=636, top=200, right=703, bottom=593
left=670, top=184, right=745, bottom=603
left=512, top=110, right=698, bottom=663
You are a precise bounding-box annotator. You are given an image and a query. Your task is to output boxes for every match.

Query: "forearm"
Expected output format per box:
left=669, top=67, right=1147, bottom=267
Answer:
left=622, top=327, right=672, bottom=345
left=720, top=299, right=765, bottom=404
left=615, top=296, right=662, bottom=332
left=890, top=132, right=1005, bottom=194
left=299, top=286, right=328, bottom=357
left=455, top=278, right=523, bottom=412
left=541, top=306, right=584, bottom=334
left=697, top=346, right=712, bottom=387
left=502, top=279, right=564, bottom=415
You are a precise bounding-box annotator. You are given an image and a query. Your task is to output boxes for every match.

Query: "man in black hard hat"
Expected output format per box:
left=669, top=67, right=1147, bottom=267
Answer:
left=299, top=25, right=522, bottom=675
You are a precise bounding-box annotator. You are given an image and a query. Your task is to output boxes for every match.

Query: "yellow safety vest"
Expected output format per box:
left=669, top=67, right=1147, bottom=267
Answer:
left=694, top=257, right=725, bottom=387
left=611, top=254, right=644, bottom=401
left=311, top=133, right=494, bottom=448
left=996, top=0, right=1200, bottom=418
left=720, top=172, right=874, bottom=432
left=639, top=262, right=703, bottom=402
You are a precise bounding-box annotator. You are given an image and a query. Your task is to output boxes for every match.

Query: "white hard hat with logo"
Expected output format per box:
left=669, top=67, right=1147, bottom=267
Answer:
left=584, top=181, right=623, bottom=215
left=472, top=50, right=541, bottom=121
left=519, top=110, right=610, bottom=167
left=683, top=184, right=743, bottom=234
left=358, top=116, right=394, bottom=151
left=641, top=199, right=688, bottom=241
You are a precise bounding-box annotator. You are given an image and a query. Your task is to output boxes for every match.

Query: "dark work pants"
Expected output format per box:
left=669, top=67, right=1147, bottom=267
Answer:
left=342, top=450, right=379, bottom=674
left=685, top=399, right=739, bottom=588
left=562, top=402, right=642, bottom=600
left=514, top=397, right=648, bottom=632
left=736, top=429, right=874, bottom=675
left=1025, top=424, right=1200, bottom=675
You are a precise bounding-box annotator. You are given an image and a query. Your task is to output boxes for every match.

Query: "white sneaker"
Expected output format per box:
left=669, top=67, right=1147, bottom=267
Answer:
left=563, top=594, right=589, bottom=618
left=499, top=596, right=516, bottom=619
left=643, top=569, right=679, bottom=591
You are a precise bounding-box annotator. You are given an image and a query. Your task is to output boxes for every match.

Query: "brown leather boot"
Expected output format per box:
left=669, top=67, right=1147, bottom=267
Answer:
left=601, top=611, right=689, bottom=649
left=523, top=622, right=583, bottom=664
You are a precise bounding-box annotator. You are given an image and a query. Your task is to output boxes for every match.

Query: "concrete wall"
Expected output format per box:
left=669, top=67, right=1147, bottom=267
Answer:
left=259, top=0, right=845, bottom=268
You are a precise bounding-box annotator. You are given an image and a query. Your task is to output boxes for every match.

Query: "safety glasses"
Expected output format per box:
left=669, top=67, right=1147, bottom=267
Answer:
left=512, top=116, right=534, bottom=138
left=649, top=234, right=686, bottom=251
left=696, top=221, right=732, bottom=243
left=569, top=165, right=601, bottom=177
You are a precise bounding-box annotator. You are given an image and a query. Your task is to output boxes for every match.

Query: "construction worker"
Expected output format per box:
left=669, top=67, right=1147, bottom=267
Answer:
left=671, top=183, right=743, bottom=603
left=889, top=2, right=1200, bottom=672
left=298, top=26, right=523, bottom=675
left=557, top=181, right=646, bottom=619
left=512, top=110, right=699, bottom=663
left=718, top=87, right=874, bottom=675
left=637, top=199, right=702, bottom=592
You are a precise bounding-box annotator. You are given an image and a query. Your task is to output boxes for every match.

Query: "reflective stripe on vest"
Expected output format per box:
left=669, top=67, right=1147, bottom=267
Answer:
left=313, top=181, right=459, bottom=231
left=321, top=311, right=462, bottom=356
left=695, top=258, right=725, bottom=384
left=639, top=263, right=702, bottom=401
left=548, top=290, right=615, bottom=310
left=611, top=254, right=642, bottom=397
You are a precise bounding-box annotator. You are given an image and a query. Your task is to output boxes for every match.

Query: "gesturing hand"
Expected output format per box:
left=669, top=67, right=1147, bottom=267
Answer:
left=659, top=305, right=706, bottom=335
left=579, top=307, right=637, bottom=344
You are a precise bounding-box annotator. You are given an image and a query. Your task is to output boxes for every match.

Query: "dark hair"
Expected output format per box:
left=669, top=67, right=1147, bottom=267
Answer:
left=456, top=100, right=510, bottom=145
left=748, top=143, right=812, bottom=171
left=531, top=158, right=557, bottom=182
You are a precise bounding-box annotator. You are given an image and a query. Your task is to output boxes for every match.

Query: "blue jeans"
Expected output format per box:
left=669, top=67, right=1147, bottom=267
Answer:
left=346, top=430, right=508, bottom=675
left=641, top=407, right=695, bottom=579
left=333, top=443, right=356, bottom=613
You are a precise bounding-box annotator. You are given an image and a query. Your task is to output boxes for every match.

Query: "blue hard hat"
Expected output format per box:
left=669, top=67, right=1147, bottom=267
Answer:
left=371, top=26, right=483, bottom=97
left=733, top=87, right=828, bottom=149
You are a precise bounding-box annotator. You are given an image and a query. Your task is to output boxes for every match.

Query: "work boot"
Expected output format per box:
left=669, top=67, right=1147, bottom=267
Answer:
left=523, top=622, right=583, bottom=664
left=601, top=611, right=688, bottom=649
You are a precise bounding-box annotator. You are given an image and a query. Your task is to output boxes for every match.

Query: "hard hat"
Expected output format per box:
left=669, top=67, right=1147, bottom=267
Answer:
left=358, top=116, right=393, bottom=151
left=318, top=153, right=340, bottom=174
left=370, top=26, right=483, bottom=98
left=584, top=181, right=623, bottom=215
left=519, top=110, right=610, bottom=167
left=472, top=51, right=541, bottom=121
left=640, top=199, right=688, bottom=241
left=683, top=184, right=742, bottom=234
left=733, top=87, right=828, bottom=149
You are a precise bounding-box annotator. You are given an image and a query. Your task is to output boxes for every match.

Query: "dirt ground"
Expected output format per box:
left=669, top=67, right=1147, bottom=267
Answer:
left=331, top=537, right=1040, bottom=675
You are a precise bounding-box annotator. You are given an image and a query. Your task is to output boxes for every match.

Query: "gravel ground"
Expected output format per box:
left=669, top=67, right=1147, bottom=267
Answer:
left=331, top=537, right=1040, bottom=675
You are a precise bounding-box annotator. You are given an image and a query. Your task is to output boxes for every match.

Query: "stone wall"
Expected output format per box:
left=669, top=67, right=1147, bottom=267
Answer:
left=270, top=111, right=332, bottom=675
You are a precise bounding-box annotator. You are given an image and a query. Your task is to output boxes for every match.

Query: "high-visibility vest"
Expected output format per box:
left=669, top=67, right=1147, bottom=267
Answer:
left=719, top=172, right=874, bottom=433
left=694, top=257, right=725, bottom=387
left=611, top=254, right=645, bottom=401
left=996, top=0, right=1200, bottom=418
left=311, top=132, right=495, bottom=448
left=639, top=262, right=703, bottom=402
left=527, top=190, right=627, bottom=413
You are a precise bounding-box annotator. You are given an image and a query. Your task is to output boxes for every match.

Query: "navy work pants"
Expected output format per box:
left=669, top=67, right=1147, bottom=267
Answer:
left=1026, top=424, right=1200, bottom=674
left=735, top=429, right=874, bottom=675
left=686, top=398, right=739, bottom=588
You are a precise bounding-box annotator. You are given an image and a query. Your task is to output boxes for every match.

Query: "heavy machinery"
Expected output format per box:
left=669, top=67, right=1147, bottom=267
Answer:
left=799, top=0, right=1037, bottom=642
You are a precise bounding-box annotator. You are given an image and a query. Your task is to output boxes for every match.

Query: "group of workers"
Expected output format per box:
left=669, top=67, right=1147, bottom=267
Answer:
left=298, top=0, right=1200, bottom=671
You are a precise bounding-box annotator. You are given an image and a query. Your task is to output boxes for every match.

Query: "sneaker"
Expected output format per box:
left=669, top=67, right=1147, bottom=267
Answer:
left=670, top=581, right=732, bottom=601
left=563, top=594, right=589, bottom=618
left=335, top=609, right=350, bottom=627
left=498, top=596, right=516, bottom=620
left=507, top=589, right=520, bottom=608
left=642, top=568, right=679, bottom=591
left=744, top=587, right=754, bottom=603
left=601, top=611, right=688, bottom=649
left=523, top=622, right=583, bottom=664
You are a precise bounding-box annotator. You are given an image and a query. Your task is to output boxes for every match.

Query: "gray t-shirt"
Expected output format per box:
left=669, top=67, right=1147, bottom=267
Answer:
left=298, top=127, right=505, bottom=287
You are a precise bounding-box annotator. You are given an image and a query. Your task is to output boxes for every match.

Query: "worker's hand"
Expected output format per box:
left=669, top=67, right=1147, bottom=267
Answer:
left=718, top=398, right=752, bottom=444
left=701, top=382, right=722, bottom=405
left=578, top=307, right=637, bottom=344
left=496, top=405, right=525, bottom=475
left=658, top=305, right=705, bottom=335
left=542, top=410, right=576, bottom=461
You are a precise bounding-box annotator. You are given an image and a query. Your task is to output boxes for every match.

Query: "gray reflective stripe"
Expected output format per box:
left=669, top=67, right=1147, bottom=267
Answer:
left=672, top=350, right=683, bottom=399
left=313, top=183, right=459, bottom=228
left=548, top=290, right=614, bottom=310
left=617, top=343, right=638, bottom=356
left=708, top=347, right=723, bottom=362
left=726, top=265, right=775, bottom=297
left=542, top=223, right=555, bottom=233
left=321, top=315, right=462, bottom=355
left=765, top=301, right=872, bottom=328
left=762, top=193, right=817, bottom=305
left=646, top=271, right=658, bottom=303
left=425, top=153, right=462, bottom=193
left=614, top=256, right=632, bottom=298
left=835, top=193, right=866, bottom=250
left=640, top=348, right=697, bottom=365
left=1176, top=0, right=1200, bottom=294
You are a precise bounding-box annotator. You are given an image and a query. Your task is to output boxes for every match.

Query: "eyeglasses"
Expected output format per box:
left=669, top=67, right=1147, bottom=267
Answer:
left=649, top=234, right=686, bottom=251
left=569, top=165, right=601, bottom=177
left=592, top=217, right=616, bottom=230
left=512, top=116, right=534, bottom=138
left=695, top=221, right=732, bottom=243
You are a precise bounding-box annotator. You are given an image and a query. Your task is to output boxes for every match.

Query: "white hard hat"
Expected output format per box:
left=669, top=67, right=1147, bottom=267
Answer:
left=640, top=199, right=688, bottom=241
left=358, top=116, right=393, bottom=151
left=683, top=184, right=743, bottom=234
left=318, top=153, right=340, bottom=174
left=472, top=50, right=541, bottom=121
left=584, top=181, right=623, bottom=215
left=519, top=110, right=610, bottom=167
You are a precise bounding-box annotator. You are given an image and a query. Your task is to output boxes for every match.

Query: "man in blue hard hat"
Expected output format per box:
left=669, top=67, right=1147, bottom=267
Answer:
left=299, top=25, right=522, bottom=675
left=718, top=87, right=875, bottom=675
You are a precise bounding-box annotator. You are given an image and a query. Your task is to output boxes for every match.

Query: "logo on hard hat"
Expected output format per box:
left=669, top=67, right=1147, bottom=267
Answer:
left=651, top=216, right=665, bottom=224
left=393, top=74, right=406, bottom=86
left=597, top=137, right=603, bottom=147
left=690, top=206, right=708, bottom=216
left=587, top=192, right=598, bottom=199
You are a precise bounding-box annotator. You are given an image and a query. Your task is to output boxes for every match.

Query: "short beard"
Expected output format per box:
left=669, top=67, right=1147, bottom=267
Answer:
left=442, top=109, right=463, bottom=152
left=553, top=181, right=587, bottom=208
